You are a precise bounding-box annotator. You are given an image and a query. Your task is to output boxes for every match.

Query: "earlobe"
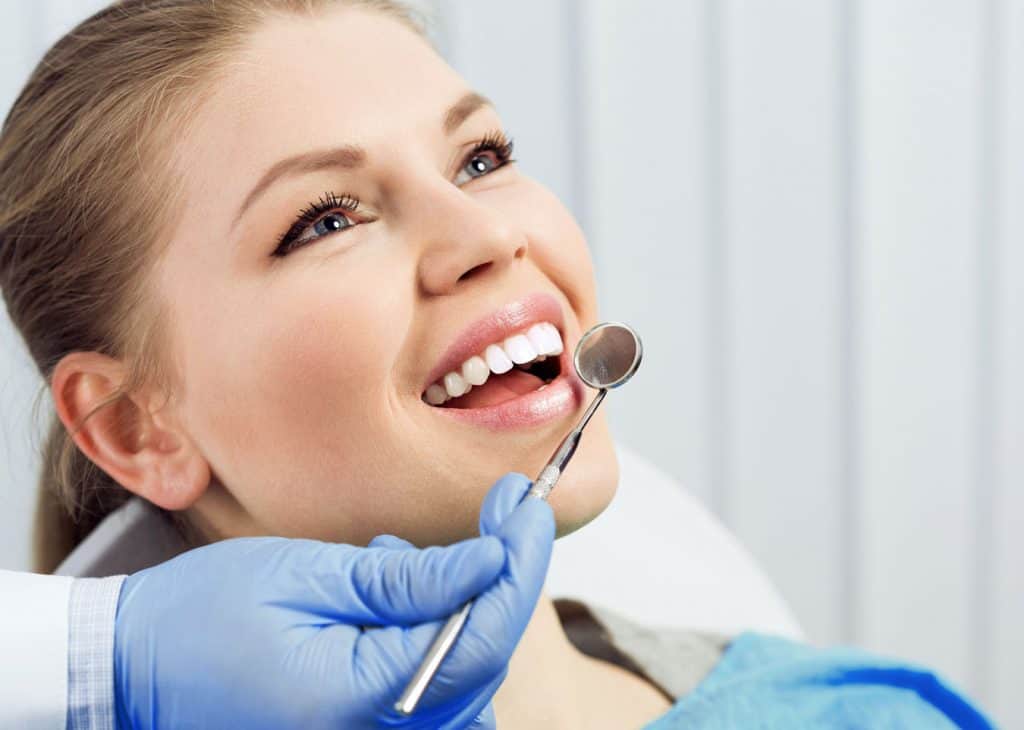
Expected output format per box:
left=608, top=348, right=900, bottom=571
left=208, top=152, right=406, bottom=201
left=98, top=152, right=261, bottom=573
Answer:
left=50, top=351, right=210, bottom=511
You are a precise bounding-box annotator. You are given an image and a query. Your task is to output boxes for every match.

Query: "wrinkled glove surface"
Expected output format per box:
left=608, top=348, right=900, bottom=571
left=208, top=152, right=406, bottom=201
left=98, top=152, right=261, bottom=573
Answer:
left=113, top=472, right=552, bottom=729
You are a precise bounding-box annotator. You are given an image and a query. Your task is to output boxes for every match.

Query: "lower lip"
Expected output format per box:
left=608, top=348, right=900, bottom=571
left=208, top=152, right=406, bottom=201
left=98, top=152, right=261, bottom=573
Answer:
left=429, top=351, right=587, bottom=430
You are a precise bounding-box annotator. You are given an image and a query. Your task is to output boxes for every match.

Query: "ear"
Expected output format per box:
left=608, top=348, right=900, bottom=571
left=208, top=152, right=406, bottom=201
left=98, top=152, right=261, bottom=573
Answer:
left=50, top=351, right=210, bottom=511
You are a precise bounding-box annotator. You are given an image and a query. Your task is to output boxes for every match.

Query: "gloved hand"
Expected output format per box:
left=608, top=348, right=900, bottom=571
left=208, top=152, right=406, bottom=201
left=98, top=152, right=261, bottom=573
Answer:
left=113, top=472, right=554, bottom=730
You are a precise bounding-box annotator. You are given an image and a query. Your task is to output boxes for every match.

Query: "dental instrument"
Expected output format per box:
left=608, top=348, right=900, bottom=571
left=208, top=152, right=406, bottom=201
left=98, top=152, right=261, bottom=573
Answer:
left=395, top=321, right=644, bottom=716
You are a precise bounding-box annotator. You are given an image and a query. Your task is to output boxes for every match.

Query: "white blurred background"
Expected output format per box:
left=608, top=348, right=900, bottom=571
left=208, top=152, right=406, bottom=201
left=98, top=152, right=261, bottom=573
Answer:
left=2, top=1, right=1021, bottom=725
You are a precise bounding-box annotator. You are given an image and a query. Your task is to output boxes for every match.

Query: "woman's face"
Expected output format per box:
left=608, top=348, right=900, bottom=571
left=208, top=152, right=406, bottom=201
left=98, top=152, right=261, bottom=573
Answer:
left=155, top=6, right=619, bottom=547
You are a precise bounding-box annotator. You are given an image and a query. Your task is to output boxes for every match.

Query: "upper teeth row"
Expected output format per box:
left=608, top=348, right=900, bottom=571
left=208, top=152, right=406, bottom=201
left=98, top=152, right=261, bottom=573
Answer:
left=423, top=321, right=564, bottom=405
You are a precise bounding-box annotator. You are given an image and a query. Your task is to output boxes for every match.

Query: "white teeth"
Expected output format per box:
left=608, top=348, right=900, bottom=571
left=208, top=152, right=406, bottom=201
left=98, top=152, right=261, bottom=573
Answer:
left=540, top=322, right=563, bottom=355
left=503, top=334, right=537, bottom=364
left=526, top=324, right=550, bottom=356
left=484, top=344, right=514, bottom=374
left=461, top=355, right=490, bottom=386
left=423, top=321, right=566, bottom=405
left=443, top=371, right=470, bottom=398
left=425, top=383, right=449, bottom=405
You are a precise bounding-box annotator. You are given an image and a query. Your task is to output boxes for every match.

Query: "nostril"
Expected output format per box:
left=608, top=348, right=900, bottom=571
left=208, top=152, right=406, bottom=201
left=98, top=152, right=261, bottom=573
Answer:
left=458, top=261, right=492, bottom=282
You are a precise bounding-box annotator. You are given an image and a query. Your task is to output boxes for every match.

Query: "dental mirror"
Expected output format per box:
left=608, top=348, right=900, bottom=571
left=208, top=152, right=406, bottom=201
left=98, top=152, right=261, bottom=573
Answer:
left=396, top=320, right=643, bottom=717
left=574, top=321, right=643, bottom=390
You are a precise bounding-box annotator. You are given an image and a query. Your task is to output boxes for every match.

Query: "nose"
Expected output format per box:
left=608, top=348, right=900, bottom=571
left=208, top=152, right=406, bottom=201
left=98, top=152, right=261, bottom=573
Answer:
left=411, top=179, right=528, bottom=295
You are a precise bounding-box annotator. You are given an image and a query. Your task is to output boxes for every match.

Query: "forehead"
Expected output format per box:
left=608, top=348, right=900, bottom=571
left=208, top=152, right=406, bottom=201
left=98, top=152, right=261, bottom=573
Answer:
left=179, top=8, right=467, bottom=188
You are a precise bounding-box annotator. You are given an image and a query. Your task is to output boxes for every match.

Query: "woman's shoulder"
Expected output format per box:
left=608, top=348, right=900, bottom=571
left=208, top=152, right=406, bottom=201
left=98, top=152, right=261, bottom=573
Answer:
left=553, top=597, right=732, bottom=701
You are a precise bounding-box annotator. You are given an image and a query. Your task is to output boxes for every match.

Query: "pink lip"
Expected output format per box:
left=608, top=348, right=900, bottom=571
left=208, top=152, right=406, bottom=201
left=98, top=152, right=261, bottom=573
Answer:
left=421, top=291, right=568, bottom=395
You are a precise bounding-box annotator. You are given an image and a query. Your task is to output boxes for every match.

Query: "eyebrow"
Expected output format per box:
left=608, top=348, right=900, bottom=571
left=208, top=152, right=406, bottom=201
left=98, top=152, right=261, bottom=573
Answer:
left=231, top=90, right=494, bottom=232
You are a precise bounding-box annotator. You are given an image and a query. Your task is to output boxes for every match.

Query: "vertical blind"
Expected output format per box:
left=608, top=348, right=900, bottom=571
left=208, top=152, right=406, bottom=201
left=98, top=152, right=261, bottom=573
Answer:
left=1, top=1, right=1020, bottom=725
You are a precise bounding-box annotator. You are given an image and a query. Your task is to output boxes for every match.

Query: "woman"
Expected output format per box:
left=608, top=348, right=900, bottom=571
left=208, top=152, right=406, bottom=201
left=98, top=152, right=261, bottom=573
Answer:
left=0, top=1, right=995, bottom=727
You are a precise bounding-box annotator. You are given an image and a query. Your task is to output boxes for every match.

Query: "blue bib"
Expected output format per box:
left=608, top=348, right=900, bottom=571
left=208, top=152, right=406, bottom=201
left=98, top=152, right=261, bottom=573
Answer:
left=643, top=632, right=996, bottom=729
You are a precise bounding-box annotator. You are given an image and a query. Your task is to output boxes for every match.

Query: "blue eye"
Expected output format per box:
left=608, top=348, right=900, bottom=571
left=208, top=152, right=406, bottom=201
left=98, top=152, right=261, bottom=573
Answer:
left=454, top=130, right=516, bottom=185
left=309, top=211, right=356, bottom=238
left=271, top=192, right=361, bottom=258
left=271, top=130, right=516, bottom=258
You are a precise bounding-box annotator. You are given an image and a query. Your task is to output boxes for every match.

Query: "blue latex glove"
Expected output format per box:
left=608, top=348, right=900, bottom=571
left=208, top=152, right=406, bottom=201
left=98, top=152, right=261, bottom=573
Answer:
left=113, top=472, right=553, bottom=729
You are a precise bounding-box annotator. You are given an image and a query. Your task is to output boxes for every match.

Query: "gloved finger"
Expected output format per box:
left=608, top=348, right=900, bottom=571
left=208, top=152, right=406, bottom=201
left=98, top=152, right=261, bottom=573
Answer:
left=413, top=668, right=506, bottom=730
left=353, top=621, right=508, bottom=725
left=478, top=472, right=533, bottom=536
left=460, top=493, right=555, bottom=667
left=368, top=534, right=416, bottom=550
left=301, top=536, right=505, bottom=626
left=363, top=495, right=553, bottom=713
left=448, top=669, right=506, bottom=730
left=468, top=700, right=497, bottom=730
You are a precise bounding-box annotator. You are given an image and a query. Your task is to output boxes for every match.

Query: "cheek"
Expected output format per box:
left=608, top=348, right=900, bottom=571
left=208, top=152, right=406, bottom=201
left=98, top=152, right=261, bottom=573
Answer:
left=186, top=263, right=411, bottom=534
left=261, top=291, right=387, bottom=405
left=513, top=182, right=599, bottom=325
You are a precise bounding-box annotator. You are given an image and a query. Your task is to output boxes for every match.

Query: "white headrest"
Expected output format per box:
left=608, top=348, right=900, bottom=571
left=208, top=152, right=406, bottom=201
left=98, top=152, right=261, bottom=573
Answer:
left=54, top=498, right=186, bottom=578
left=547, top=441, right=803, bottom=638
left=55, top=442, right=802, bottom=638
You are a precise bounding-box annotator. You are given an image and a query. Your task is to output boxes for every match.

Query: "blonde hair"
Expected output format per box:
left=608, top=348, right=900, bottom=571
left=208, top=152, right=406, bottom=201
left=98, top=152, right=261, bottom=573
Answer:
left=0, top=0, right=432, bottom=573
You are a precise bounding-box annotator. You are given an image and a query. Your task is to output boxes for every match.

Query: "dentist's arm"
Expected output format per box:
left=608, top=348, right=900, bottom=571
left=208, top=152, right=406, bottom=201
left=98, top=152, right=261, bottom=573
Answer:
left=0, top=472, right=548, bottom=730
left=0, top=472, right=549, bottom=730
left=111, top=471, right=551, bottom=730
left=0, top=569, right=76, bottom=730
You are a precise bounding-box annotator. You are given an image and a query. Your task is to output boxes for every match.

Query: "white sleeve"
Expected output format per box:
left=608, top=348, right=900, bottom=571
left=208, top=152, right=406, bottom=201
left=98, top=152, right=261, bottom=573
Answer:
left=0, top=569, right=74, bottom=730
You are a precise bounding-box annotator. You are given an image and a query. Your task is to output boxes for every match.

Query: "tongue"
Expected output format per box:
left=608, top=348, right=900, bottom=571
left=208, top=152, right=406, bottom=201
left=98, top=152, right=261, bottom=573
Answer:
left=444, top=368, right=545, bottom=409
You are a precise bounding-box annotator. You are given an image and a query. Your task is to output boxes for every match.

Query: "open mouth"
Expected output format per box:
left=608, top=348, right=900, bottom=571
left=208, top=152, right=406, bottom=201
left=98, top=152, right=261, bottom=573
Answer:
left=421, top=322, right=565, bottom=409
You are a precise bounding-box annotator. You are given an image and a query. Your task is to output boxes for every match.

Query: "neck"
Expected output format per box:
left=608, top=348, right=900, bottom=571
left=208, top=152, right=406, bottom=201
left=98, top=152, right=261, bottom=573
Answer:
left=491, top=590, right=596, bottom=728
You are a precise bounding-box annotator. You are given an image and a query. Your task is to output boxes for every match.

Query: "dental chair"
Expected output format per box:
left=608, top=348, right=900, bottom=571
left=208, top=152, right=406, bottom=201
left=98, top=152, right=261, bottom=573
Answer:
left=56, top=441, right=803, bottom=640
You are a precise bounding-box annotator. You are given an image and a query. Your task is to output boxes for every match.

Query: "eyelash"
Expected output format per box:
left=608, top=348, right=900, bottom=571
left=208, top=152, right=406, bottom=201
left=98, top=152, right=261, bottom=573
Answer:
left=271, top=129, right=517, bottom=257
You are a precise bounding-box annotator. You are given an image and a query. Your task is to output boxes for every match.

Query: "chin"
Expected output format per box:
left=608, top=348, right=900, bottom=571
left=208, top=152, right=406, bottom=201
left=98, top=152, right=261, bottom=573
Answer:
left=547, top=417, right=620, bottom=539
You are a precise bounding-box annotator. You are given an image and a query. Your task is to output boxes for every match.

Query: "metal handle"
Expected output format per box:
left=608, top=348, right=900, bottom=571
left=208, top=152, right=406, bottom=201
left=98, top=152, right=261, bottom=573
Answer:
left=394, top=600, right=473, bottom=715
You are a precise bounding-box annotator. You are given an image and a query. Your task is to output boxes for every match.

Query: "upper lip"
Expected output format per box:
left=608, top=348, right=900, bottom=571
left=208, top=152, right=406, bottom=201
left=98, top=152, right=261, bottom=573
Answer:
left=421, top=291, right=567, bottom=395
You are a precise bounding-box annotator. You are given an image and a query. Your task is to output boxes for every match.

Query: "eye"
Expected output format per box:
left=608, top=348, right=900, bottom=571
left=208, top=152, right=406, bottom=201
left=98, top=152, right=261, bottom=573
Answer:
left=272, top=192, right=362, bottom=258
left=271, top=130, right=516, bottom=258
left=453, top=129, right=516, bottom=186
